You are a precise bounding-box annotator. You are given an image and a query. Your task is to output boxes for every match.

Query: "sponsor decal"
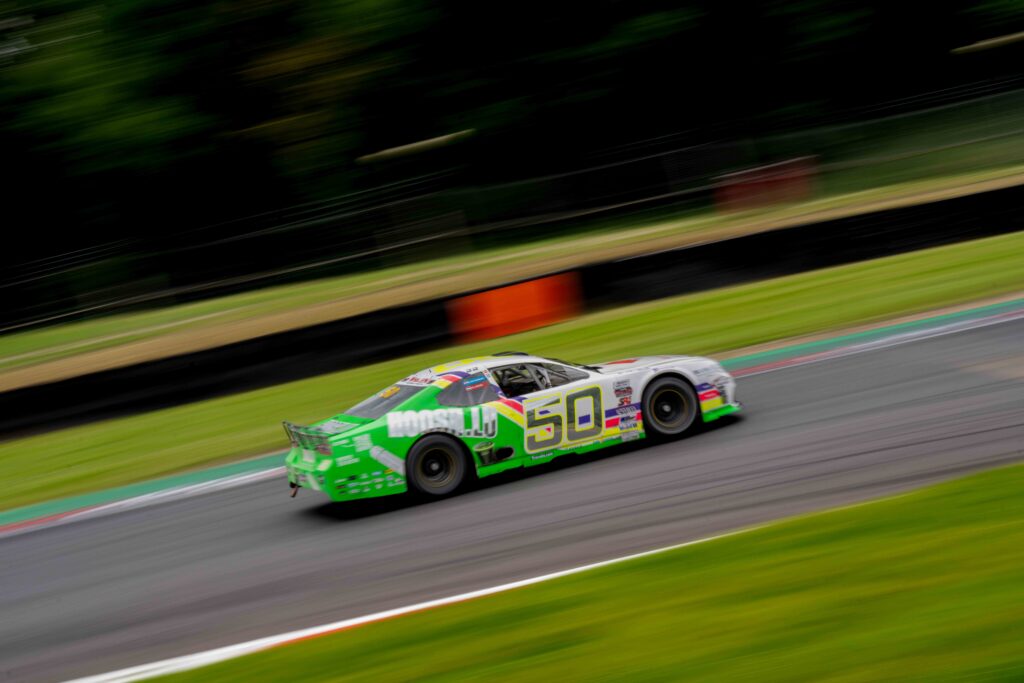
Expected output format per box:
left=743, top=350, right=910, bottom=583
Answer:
left=613, top=378, right=634, bottom=406
left=616, top=404, right=639, bottom=416
left=369, top=446, right=406, bottom=475
left=400, top=375, right=433, bottom=385
left=698, top=389, right=720, bottom=402
left=530, top=452, right=554, bottom=460
left=466, top=376, right=489, bottom=391
left=354, top=434, right=373, bottom=452
left=387, top=406, right=498, bottom=439
left=621, top=431, right=641, bottom=442
left=378, top=386, right=400, bottom=399
left=334, top=455, right=360, bottom=467
left=605, top=359, right=637, bottom=365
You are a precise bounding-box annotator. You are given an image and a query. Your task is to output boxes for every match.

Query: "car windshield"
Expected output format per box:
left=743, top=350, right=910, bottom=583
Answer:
left=344, top=384, right=425, bottom=419
left=549, top=357, right=602, bottom=372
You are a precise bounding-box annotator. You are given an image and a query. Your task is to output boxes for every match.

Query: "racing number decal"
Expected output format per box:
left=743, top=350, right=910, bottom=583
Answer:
left=566, top=387, right=602, bottom=441
left=525, top=386, right=603, bottom=453
left=526, top=398, right=562, bottom=451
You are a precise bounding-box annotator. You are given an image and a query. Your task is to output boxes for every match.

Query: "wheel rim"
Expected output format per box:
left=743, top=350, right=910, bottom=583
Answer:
left=650, top=387, right=691, bottom=430
left=418, top=447, right=457, bottom=489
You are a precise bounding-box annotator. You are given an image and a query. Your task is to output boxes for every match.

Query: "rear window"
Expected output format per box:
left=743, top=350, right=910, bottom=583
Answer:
left=345, top=385, right=425, bottom=419
left=438, top=374, right=500, bottom=406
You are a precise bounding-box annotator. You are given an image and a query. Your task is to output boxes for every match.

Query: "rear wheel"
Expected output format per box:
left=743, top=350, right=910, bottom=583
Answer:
left=406, top=435, right=469, bottom=496
left=642, top=376, right=700, bottom=439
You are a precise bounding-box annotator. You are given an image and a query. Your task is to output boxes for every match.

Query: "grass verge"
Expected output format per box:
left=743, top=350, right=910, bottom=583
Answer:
left=161, top=464, right=1024, bottom=682
left=1, top=230, right=1023, bottom=511
left=2, top=165, right=1023, bottom=389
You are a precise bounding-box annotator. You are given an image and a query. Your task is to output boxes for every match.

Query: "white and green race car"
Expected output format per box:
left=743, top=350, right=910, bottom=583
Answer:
left=285, top=352, right=739, bottom=502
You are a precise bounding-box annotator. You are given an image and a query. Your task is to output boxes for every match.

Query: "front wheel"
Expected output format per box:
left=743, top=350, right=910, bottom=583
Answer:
left=406, top=435, right=469, bottom=497
left=642, top=376, right=700, bottom=439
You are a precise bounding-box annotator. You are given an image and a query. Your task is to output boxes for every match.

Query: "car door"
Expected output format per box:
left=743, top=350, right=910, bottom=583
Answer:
left=514, top=363, right=610, bottom=457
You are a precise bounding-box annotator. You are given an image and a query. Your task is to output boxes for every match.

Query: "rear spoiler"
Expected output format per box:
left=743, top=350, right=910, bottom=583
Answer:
left=282, top=421, right=332, bottom=455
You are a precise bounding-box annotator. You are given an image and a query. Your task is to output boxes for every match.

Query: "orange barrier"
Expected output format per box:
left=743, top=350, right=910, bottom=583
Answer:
left=446, top=272, right=582, bottom=343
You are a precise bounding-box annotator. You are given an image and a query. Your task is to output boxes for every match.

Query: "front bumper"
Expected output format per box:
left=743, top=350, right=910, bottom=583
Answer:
left=697, top=370, right=740, bottom=422
left=701, top=401, right=741, bottom=422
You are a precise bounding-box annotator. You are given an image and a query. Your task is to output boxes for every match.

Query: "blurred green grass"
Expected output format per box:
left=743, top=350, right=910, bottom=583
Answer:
left=1, top=230, right=1023, bottom=511
left=2, top=163, right=1023, bottom=376
left=161, top=464, right=1024, bottom=682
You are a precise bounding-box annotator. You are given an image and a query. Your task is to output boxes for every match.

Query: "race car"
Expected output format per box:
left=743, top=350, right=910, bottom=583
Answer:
left=284, top=352, right=739, bottom=501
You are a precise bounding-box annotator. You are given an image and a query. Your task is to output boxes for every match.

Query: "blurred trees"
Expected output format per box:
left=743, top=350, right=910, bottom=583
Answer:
left=1, top=0, right=1023, bottom=321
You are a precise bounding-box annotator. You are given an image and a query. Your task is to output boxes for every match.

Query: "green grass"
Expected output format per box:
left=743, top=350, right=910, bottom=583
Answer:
left=2, top=163, right=1023, bottom=376
left=161, top=464, right=1024, bottom=682
left=1, top=230, right=1022, bottom=511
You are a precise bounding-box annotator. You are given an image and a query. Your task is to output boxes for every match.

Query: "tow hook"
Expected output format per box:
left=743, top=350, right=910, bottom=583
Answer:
left=289, top=482, right=299, bottom=498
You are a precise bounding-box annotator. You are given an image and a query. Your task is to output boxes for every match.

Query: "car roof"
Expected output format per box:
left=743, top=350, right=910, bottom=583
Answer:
left=431, top=354, right=552, bottom=373
left=400, top=354, right=559, bottom=385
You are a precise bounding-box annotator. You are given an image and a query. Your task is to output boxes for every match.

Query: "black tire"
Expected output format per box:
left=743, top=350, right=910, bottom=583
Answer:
left=642, top=376, right=700, bottom=439
left=406, top=434, right=469, bottom=496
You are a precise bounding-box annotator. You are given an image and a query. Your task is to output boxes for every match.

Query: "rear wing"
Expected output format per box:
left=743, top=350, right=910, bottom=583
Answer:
left=282, top=421, right=332, bottom=456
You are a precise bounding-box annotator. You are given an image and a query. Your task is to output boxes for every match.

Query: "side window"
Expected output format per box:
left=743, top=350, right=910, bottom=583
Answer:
left=538, top=363, right=588, bottom=387
left=492, top=364, right=544, bottom=396
left=437, top=374, right=500, bottom=406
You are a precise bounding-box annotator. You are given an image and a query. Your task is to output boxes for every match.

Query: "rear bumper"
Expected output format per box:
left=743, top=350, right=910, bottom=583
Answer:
left=285, top=449, right=408, bottom=502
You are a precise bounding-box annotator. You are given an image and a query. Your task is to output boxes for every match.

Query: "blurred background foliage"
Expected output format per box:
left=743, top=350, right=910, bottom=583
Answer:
left=2, top=0, right=1024, bottom=326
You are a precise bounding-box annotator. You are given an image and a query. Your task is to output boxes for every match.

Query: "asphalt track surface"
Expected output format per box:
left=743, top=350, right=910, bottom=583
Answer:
left=3, top=319, right=1024, bottom=682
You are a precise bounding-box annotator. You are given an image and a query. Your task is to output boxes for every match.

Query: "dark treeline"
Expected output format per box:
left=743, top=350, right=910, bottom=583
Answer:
left=1, top=0, right=1022, bottom=326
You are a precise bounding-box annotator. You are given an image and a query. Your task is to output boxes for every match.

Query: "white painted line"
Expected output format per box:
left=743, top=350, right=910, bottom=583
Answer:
left=0, top=468, right=285, bottom=540
left=63, top=482, right=932, bottom=683
left=65, top=526, right=751, bottom=683
left=79, top=468, right=286, bottom=520
left=735, top=307, right=1024, bottom=378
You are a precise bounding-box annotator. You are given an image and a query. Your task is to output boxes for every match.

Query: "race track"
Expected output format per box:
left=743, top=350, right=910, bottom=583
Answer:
left=3, top=318, right=1023, bottom=682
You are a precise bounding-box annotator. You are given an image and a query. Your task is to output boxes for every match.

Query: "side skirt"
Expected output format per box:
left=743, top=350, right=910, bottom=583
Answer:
left=701, top=403, right=741, bottom=423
